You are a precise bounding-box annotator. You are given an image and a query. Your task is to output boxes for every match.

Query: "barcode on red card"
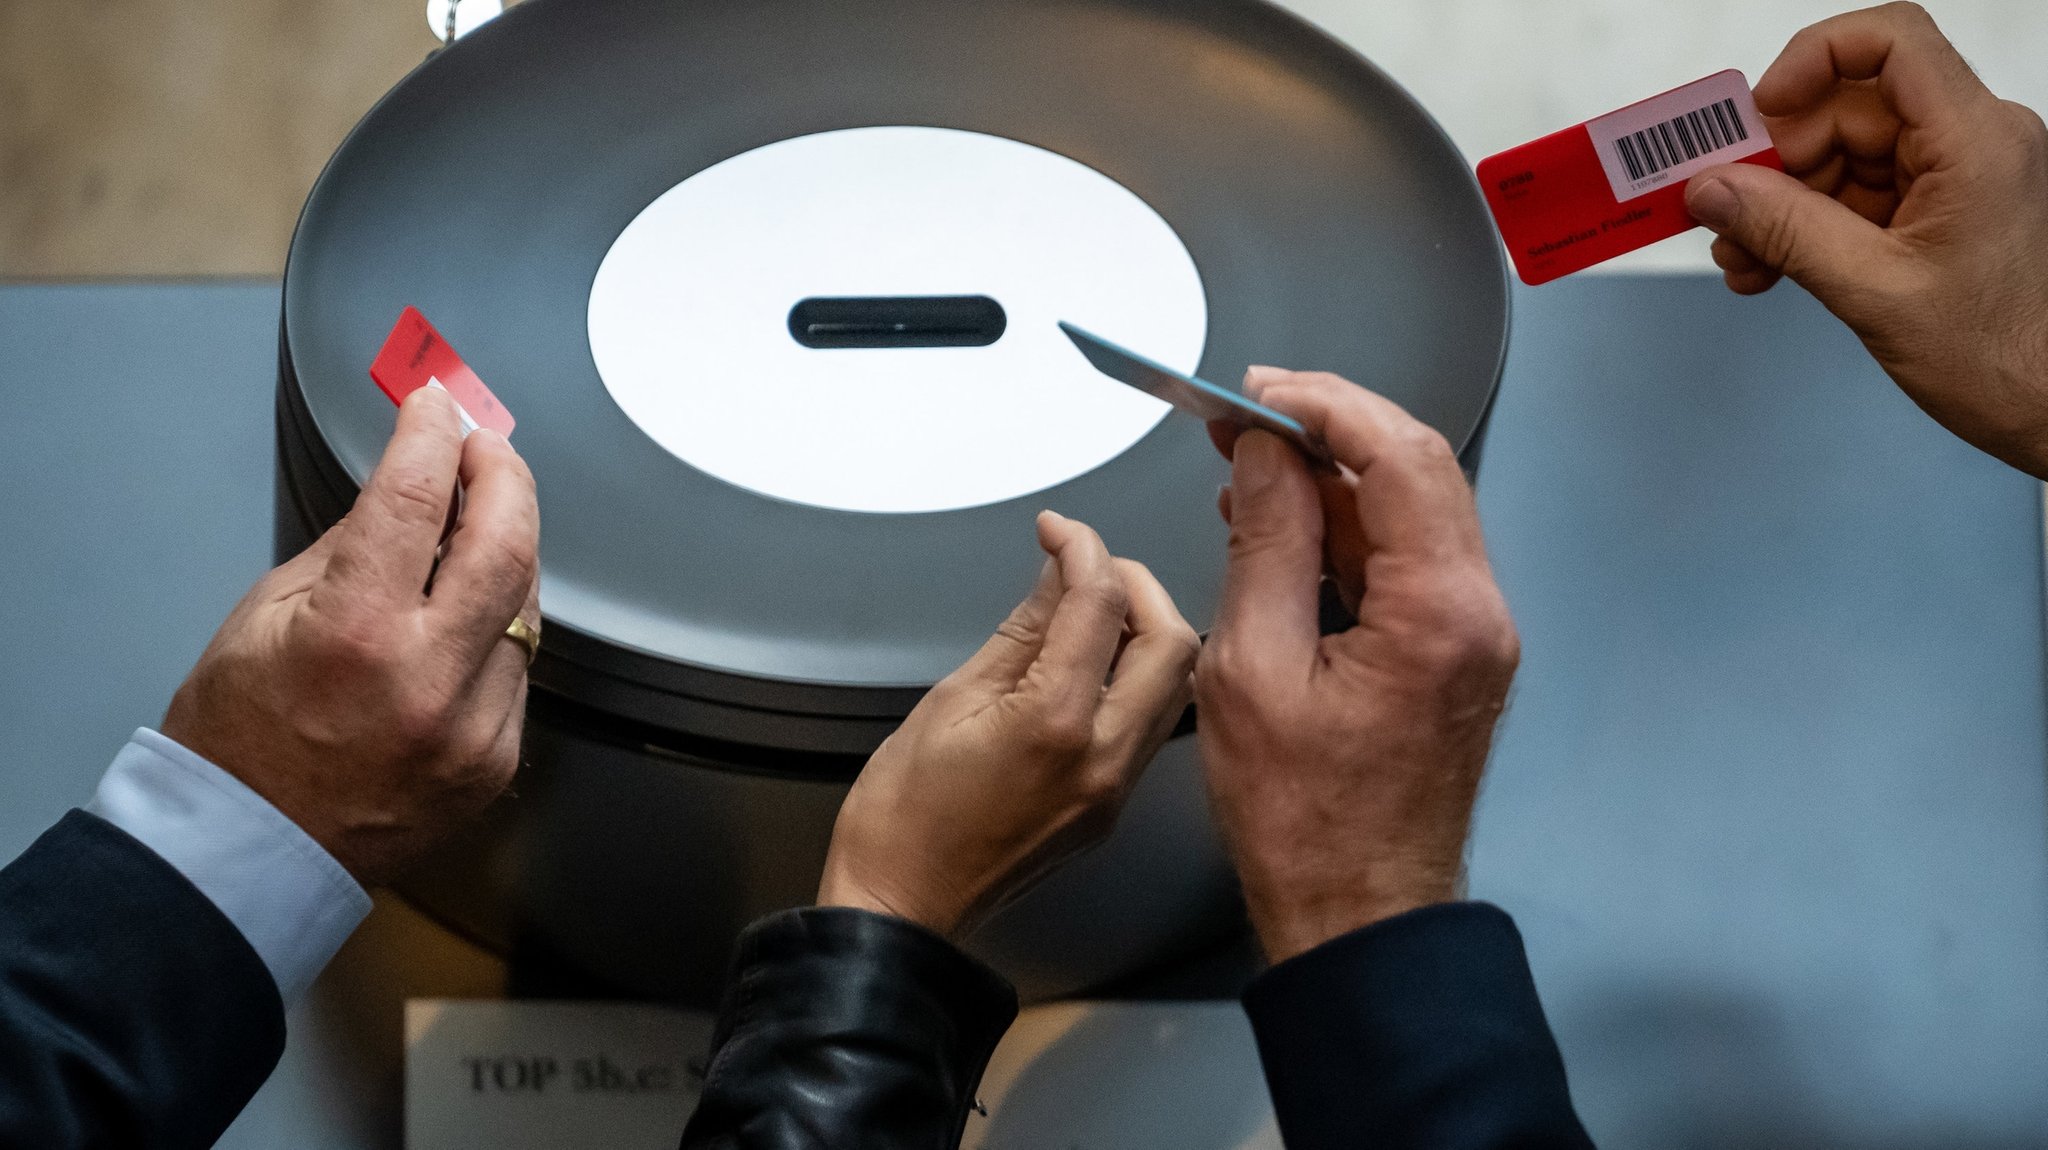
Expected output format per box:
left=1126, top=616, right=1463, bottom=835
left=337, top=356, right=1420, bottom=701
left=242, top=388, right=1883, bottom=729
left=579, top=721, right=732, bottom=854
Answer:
left=1476, top=69, right=1783, bottom=285
left=1587, top=71, right=1773, bottom=202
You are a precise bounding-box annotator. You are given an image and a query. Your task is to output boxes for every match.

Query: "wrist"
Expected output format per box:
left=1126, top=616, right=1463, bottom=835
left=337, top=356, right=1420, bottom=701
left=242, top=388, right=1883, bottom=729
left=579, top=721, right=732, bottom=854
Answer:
left=816, top=861, right=965, bottom=939
left=1239, top=860, right=1461, bottom=963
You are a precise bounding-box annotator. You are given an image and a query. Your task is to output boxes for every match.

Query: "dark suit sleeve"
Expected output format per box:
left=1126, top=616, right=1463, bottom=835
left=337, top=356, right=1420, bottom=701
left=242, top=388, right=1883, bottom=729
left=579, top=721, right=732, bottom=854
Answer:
left=1243, top=901, right=1594, bottom=1149
left=0, top=809, right=286, bottom=1149
left=682, top=907, right=1018, bottom=1150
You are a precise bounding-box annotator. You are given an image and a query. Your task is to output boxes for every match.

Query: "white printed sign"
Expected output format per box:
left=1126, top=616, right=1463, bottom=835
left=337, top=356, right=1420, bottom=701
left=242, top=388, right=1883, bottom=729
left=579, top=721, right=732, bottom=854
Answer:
left=405, top=999, right=714, bottom=1150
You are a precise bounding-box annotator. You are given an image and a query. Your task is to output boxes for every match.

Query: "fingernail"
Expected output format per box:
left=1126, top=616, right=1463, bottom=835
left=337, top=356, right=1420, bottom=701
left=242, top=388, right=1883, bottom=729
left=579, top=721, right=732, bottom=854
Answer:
left=1244, top=365, right=1282, bottom=398
left=1039, top=509, right=1067, bottom=525
left=1687, top=177, right=1740, bottom=231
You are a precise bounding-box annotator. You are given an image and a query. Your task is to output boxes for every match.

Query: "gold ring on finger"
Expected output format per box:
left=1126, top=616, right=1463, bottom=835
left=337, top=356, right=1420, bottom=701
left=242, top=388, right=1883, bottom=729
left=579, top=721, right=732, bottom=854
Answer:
left=503, top=615, right=542, bottom=667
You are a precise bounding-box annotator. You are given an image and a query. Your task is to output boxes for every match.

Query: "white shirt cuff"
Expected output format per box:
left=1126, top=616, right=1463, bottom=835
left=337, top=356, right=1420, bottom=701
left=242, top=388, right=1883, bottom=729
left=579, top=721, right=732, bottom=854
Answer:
left=84, top=728, right=372, bottom=1003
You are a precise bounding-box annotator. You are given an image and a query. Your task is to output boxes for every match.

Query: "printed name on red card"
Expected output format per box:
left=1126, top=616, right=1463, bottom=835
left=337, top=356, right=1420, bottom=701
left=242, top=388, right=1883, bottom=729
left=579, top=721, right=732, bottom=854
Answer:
left=1477, top=70, right=1784, bottom=286
left=369, top=307, right=516, bottom=438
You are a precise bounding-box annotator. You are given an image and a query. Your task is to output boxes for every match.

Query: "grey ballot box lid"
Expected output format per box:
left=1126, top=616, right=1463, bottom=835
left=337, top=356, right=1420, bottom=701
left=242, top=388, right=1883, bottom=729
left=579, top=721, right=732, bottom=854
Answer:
left=277, top=0, right=1511, bottom=718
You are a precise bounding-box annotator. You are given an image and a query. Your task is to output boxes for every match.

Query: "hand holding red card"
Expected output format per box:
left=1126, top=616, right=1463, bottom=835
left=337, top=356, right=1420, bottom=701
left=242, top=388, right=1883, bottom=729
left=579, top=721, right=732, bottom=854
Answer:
left=370, top=307, right=516, bottom=437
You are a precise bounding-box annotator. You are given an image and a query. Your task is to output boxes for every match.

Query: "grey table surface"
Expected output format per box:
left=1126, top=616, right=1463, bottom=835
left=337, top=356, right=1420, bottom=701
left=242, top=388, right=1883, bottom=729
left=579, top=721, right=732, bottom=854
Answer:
left=2, top=277, right=2044, bottom=1149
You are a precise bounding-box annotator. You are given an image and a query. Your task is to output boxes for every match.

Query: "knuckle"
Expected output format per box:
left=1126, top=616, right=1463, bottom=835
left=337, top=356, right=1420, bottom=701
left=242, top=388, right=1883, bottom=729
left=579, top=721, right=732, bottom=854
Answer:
left=1196, top=642, right=1282, bottom=723
left=1415, top=580, right=1520, bottom=678
left=1876, top=1, right=1932, bottom=30
left=374, top=466, right=449, bottom=527
left=391, top=688, right=458, bottom=750
left=1287, top=371, right=1353, bottom=394
left=306, top=610, right=393, bottom=672
left=476, top=527, right=540, bottom=587
left=1076, top=767, right=1133, bottom=816
left=1071, top=572, right=1130, bottom=624
left=1195, top=635, right=1250, bottom=692
left=2009, top=101, right=2048, bottom=152
left=504, top=445, right=539, bottom=491
left=920, top=676, right=969, bottom=713
left=1393, top=420, right=1457, bottom=465
left=990, top=616, right=1043, bottom=650
left=1225, top=512, right=1314, bottom=562
left=1110, top=555, right=1156, bottom=594
left=1075, top=766, right=1127, bottom=808
left=460, top=721, right=519, bottom=778
left=1753, top=204, right=1805, bottom=274
left=1031, top=709, right=1097, bottom=758
left=1301, top=370, right=1360, bottom=390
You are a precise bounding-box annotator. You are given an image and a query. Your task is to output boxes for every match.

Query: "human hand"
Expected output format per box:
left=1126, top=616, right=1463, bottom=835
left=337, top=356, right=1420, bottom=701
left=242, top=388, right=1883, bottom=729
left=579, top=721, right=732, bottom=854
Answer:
left=1685, top=2, right=2048, bottom=476
left=1198, top=369, right=1519, bottom=963
left=161, top=387, right=540, bottom=884
left=817, top=512, right=1199, bottom=940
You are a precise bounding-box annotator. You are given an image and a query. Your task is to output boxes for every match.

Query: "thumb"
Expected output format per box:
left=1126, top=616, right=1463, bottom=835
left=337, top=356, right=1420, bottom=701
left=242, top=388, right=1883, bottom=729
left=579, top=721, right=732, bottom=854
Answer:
left=1686, top=164, right=1899, bottom=312
left=1211, top=431, right=1323, bottom=672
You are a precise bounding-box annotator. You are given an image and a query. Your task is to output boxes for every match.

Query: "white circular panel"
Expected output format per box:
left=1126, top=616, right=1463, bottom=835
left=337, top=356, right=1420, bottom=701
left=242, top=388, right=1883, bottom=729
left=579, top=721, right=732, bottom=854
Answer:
left=587, top=126, right=1207, bottom=514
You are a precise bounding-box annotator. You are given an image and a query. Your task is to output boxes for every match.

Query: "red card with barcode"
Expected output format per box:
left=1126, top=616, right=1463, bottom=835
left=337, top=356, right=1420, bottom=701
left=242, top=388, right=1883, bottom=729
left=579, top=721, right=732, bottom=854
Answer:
left=369, top=307, right=516, bottom=437
left=1478, top=70, right=1784, bottom=286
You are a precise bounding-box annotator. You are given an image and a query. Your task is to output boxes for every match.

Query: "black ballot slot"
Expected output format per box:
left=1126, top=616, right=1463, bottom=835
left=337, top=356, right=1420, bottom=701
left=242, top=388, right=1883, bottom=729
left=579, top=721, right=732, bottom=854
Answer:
left=789, top=296, right=1008, bottom=349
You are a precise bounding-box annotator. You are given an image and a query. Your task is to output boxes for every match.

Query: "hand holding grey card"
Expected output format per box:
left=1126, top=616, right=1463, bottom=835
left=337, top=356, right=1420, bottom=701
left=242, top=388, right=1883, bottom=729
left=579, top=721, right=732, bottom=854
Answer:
left=1059, top=322, right=1337, bottom=472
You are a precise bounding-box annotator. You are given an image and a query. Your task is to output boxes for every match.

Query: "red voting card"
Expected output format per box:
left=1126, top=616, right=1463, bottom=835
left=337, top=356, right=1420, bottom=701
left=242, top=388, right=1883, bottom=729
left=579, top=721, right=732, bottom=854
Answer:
left=1477, top=70, right=1785, bottom=286
left=369, top=307, right=516, bottom=437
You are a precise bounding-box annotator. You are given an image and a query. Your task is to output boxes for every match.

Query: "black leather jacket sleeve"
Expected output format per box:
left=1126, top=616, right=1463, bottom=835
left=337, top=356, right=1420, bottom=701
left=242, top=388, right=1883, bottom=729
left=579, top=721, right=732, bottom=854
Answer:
left=0, top=810, right=287, bottom=1149
left=680, top=906, right=1019, bottom=1150
left=1243, top=901, right=1595, bottom=1149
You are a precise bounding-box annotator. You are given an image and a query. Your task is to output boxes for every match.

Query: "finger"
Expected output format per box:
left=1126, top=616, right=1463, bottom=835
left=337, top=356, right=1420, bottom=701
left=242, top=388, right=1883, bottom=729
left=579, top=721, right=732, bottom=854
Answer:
left=1207, top=365, right=1294, bottom=461
left=1794, top=151, right=1853, bottom=199
left=1098, top=558, right=1199, bottom=756
left=1253, top=373, right=1486, bottom=565
left=1684, top=162, right=1903, bottom=312
left=465, top=565, right=541, bottom=740
left=1016, top=512, right=1128, bottom=722
left=1755, top=3, right=1998, bottom=132
left=1210, top=429, right=1324, bottom=672
left=428, top=428, right=540, bottom=671
left=317, top=387, right=466, bottom=609
left=449, top=649, right=530, bottom=813
left=1318, top=469, right=1368, bottom=612
left=1710, top=234, right=1768, bottom=276
left=1242, top=365, right=1283, bottom=401
left=1765, top=84, right=1901, bottom=176
left=1207, top=418, right=1242, bottom=461
left=1724, top=263, right=1785, bottom=297
left=1217, top=484, right=1232, bottom=526
left=1709, top=236, right=1783, bottom=295
left=953, top=554, right=1064, bottom=688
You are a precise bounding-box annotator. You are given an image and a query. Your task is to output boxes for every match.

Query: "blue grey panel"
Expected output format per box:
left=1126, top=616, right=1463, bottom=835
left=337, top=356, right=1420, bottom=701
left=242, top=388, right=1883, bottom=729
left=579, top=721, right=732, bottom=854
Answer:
left=0, top=283, right=279, bottom=842
left=1475, top=278, right=2048, bottom=1148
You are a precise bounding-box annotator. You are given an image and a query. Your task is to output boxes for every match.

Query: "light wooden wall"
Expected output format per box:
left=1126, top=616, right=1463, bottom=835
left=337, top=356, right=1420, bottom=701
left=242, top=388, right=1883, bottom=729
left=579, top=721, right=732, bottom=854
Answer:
left=2, top=1, right=2041, bottom=278
left=0, top=0, right=438, bottom=278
